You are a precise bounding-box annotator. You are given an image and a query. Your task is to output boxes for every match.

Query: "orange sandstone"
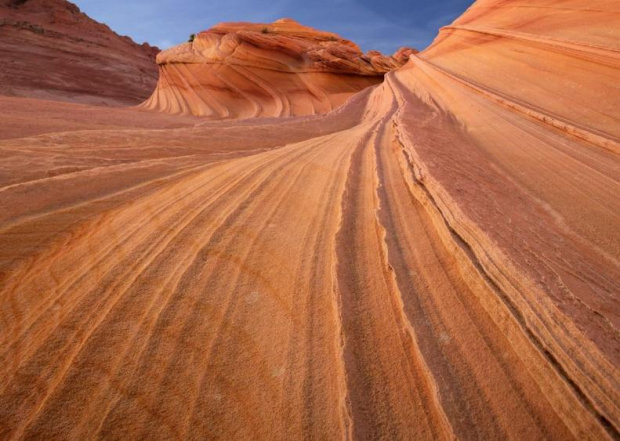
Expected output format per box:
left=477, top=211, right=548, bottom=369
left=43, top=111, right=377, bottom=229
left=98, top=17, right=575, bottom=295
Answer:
left=141, top=18, right=415, bottom=118
left=0, top=0, right=618, bottom=440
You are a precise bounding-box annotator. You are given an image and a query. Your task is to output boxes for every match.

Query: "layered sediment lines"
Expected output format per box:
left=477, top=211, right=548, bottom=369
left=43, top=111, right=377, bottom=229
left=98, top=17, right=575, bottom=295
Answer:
left=140, top=19, right=415, bottom=119
left=0, top=0, right=159, bottom=105
left=0, top=0, right=618, bottom=439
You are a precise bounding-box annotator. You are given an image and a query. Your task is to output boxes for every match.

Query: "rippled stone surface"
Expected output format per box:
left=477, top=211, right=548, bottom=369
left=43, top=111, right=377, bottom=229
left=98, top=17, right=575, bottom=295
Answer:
left=141, top=18, right=415, bottom=118
left=0, top=1, right=618, bottom=439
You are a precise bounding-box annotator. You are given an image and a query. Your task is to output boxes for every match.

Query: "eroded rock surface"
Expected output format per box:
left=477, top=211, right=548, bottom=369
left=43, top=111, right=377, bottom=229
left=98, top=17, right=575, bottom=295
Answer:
left=141, top=18, right=416, bottom=118
left=0, top=0, right=159, bottom=105
left=0, top=1, right=618, bottom=440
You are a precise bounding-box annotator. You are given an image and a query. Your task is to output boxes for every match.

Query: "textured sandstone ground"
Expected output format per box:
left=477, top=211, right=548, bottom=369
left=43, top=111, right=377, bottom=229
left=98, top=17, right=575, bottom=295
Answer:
left=0, top=0, right=159, bottom=105
left=0, top=0, right=619, bottom=440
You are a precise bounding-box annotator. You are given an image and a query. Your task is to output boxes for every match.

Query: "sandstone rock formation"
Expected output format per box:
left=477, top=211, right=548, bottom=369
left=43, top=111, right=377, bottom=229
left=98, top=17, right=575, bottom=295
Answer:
left=140, top=18, right=415, bottom=118
left=0, top=0, right=618, bottom=440
left=0, top=0, right=159, bottom=105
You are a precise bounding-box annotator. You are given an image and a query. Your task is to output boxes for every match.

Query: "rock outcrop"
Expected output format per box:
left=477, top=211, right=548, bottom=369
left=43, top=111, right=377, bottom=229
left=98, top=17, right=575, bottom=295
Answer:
left=140, top=18, right=415, bottom=118
left=385, top=0, right=619, bottom=438
left=0, top=0, right=159, bottom=105
left=0, top=1, right=617, bottom=440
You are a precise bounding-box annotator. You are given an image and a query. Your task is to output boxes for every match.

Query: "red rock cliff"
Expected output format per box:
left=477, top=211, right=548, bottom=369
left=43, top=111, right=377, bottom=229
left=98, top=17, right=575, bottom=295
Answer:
left=0, top=0, right=159, bottom=105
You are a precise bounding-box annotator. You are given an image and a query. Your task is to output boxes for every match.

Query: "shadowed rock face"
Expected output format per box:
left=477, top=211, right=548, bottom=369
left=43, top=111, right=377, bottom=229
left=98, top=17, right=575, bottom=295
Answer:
left=140, top=18, right=417, bottom=118
left=0, top=0, right=159, bottom=105
left=0, top=1, right=618, bottom=440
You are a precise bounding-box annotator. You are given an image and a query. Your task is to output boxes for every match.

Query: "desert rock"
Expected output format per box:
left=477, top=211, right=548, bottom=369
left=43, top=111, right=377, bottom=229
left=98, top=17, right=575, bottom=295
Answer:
left=0, top=0, right=618, bottom=439
left=141, top=18, right=415, bottom=118
left=0, top=0, right=159, bottom=105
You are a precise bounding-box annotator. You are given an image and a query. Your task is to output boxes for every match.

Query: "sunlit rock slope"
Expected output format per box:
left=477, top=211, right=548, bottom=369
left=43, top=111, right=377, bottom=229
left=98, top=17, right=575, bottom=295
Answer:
left=140, top=18, right=415, bottom=118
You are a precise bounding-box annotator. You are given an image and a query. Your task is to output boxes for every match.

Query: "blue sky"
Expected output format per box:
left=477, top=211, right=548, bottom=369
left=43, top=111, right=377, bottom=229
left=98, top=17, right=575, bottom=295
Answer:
left=72, top=0, right=474, bottom=54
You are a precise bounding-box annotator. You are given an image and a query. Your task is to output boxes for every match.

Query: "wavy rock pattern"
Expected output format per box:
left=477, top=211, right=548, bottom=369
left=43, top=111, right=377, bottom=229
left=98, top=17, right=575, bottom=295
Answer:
left=0, top=0, right=618, bottom=440
left=140, top=18, right=415, bottom=118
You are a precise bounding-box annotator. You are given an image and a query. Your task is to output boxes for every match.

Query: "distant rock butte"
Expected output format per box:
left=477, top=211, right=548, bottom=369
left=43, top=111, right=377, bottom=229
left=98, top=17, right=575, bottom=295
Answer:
left=0, top=0, right=159, bottom=105
left=141, top=19, right=416, bottom=118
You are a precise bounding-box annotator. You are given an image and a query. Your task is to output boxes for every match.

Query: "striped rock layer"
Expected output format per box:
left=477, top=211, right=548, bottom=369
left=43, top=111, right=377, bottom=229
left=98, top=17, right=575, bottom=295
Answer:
left=140, top=18, right=416, bottom=118
left=0, top=0, right=618, bottom=440
left=0, top=0, right=159, bottom=105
